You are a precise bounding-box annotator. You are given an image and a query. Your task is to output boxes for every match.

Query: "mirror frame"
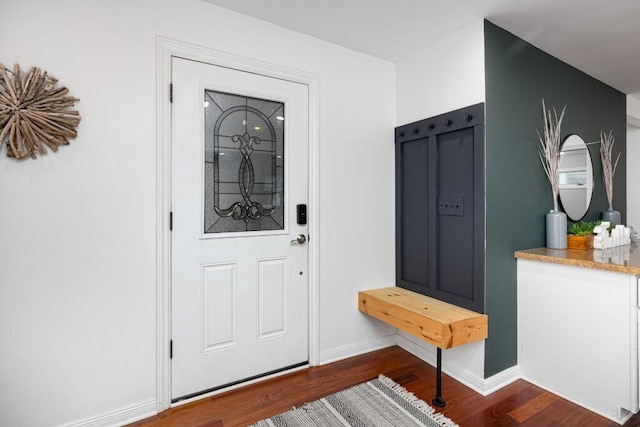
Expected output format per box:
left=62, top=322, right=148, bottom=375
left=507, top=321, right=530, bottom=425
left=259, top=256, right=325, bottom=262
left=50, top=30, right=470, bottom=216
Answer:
left=558, top=134, right=593, bottom=221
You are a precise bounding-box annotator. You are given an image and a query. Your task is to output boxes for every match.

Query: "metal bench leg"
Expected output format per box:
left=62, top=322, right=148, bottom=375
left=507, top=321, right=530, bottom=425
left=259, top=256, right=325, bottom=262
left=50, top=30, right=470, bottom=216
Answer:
left=432, top=348, right=446, bottom=408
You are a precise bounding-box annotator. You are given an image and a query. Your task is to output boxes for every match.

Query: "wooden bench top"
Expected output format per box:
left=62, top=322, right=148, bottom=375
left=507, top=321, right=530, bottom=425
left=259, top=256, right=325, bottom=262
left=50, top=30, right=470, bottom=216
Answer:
left=358, top=287, right=488, bottom=349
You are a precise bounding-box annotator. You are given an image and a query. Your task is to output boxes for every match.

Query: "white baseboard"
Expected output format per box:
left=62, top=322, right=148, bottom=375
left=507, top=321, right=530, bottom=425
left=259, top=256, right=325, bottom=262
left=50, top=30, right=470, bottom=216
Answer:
left=65, top=400, right=157, bottom=427
left=395, top=333, right=520, bottom=396
left=318, top=332, right=520, bottom=397
left=520, top=375, right=633, bottom=425
left=394, top=333, right=438, bottom=365
left=395, top=334, right=484, bottom=394
left=318, top=334, right=396, bottom=365
left=482, top=364, right=520, bottom=395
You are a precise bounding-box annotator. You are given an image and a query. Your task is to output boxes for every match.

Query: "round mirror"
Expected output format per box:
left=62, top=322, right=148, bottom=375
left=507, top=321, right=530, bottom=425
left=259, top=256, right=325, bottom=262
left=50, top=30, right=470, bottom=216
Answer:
left=558, top=134, right=593, bottom=221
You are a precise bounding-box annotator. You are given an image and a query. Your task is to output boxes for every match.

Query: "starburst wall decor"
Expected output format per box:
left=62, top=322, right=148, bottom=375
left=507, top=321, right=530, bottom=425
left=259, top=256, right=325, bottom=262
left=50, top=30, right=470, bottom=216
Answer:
left=0, top=63, right=80, bottom=160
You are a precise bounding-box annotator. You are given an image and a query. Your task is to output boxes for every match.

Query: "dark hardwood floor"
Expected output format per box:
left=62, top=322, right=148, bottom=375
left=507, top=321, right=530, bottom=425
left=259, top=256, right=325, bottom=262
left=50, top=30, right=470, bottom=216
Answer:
left=130, top=346, right=640, bottom=427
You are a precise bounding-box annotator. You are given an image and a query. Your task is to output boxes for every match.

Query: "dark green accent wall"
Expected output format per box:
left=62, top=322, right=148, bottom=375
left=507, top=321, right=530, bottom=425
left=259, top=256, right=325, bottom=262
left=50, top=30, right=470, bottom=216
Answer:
left=483, top=21, right=627, bottom=377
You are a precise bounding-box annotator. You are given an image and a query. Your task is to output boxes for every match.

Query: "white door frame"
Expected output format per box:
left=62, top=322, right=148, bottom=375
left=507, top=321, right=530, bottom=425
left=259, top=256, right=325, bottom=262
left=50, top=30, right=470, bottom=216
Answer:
left=155, top=36, right=320, bottom=412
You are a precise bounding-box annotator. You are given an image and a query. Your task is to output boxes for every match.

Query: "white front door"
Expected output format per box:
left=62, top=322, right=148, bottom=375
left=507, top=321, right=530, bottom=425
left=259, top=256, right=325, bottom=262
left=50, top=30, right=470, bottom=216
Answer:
left=170, top=57, right=309, bottom=402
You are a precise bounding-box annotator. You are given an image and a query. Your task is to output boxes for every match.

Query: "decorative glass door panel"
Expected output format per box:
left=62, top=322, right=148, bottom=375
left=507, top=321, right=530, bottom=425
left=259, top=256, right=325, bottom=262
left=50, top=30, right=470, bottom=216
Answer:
left=204, top=90, right=284, bottom=233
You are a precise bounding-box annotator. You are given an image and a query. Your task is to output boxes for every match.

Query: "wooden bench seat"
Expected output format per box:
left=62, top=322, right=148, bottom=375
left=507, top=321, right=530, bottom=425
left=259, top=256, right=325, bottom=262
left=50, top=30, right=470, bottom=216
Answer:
left=358, top=287, right=488, bottom=348
left=358, top=286, right=488, bottom=407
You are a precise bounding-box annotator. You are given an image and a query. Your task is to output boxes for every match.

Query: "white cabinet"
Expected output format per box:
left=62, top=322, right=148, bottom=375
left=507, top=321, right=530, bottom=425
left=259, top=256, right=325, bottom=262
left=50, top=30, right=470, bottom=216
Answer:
left=517, top=259, right=638, bottom=423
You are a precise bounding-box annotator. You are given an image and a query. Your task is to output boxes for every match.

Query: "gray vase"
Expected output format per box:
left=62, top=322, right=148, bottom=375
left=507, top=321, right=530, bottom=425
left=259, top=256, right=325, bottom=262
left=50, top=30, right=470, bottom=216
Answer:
left=546, top=201, right=567, bottom=249
left=602, top=204, right=621, bottom=225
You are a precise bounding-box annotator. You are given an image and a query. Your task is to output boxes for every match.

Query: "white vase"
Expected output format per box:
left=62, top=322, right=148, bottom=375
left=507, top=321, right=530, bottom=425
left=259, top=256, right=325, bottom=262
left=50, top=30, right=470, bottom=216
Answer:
left=546, top=201, right=567, bottom=249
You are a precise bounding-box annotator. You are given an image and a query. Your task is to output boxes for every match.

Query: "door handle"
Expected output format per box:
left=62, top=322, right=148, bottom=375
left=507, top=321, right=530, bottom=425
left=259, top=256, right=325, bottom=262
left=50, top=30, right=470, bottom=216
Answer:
left=290, top=234, right=307, bottom=245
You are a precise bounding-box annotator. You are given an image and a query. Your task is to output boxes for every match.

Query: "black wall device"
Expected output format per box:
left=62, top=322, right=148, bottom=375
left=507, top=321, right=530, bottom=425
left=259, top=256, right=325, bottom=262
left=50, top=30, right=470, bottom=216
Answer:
left=296, top=204, right=307, bottom=225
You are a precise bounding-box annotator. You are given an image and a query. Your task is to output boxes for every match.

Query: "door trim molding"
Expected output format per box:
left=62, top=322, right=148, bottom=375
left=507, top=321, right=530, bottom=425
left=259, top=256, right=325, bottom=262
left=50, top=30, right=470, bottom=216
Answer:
left=156, top=36, right=320, bottom=412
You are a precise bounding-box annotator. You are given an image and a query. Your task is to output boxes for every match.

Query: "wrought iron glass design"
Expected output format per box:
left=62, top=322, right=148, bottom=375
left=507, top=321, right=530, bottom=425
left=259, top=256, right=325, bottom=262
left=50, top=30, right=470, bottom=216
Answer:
left=204, top=90, right=284, bottom=233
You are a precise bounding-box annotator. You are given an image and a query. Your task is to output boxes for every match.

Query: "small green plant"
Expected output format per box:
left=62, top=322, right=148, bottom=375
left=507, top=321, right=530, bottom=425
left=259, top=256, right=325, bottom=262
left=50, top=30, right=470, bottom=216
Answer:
left=568, top=220, right=601, bottom=236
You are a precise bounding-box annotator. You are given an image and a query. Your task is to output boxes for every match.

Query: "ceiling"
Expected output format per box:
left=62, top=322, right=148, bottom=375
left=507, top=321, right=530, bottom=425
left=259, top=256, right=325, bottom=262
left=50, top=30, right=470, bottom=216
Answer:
left=202, top=0, right=640, bottom=98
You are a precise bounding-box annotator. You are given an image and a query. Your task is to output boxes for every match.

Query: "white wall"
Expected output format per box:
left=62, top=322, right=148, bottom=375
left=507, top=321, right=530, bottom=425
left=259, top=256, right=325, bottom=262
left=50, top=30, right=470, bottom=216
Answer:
left=627, top=96, right=640, bottom=231
left=0, top=1, right=395, bottom=425
left=396, top=20, right=486, bottom=125
left=395, top=20, right=488, bottom=383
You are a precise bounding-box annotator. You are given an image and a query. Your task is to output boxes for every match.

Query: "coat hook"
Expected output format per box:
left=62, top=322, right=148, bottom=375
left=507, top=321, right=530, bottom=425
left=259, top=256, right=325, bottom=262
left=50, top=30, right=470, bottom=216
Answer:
left=446, top=119, right=453, bottom=126
left=429, top=124, right=435, bottom=130
left=399, top=131, right=405, bottom=137
left=413, top=127, right=419, bottom=134
left=466, top=113, right=473, bottom=121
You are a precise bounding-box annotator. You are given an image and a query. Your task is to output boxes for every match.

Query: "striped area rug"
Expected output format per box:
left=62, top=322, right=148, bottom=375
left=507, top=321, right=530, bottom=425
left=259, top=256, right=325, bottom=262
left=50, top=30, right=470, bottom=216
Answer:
left=250, top=374, right=458, bottom=427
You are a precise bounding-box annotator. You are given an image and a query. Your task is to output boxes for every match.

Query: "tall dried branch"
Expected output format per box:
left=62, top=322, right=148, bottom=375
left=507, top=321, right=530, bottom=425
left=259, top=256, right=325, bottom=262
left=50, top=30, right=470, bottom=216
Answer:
left=0, top=62, right=80, bottom=159
left=537, top=100, right=566, bottom=207
left=599, top=130, right=620, bottom=207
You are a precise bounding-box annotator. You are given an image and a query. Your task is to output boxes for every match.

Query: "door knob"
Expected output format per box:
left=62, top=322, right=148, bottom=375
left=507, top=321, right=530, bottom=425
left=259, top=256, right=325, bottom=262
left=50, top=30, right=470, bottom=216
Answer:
left=290, top=234, right=307, bottom=245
